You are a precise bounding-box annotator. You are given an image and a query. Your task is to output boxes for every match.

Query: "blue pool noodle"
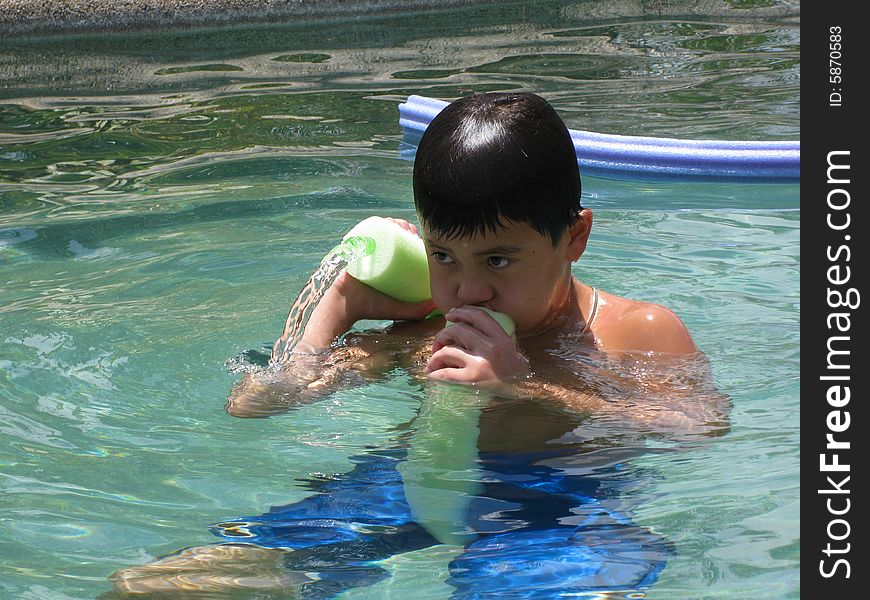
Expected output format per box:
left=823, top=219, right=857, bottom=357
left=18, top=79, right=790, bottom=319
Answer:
left=398, top=95, right=799, bottom=183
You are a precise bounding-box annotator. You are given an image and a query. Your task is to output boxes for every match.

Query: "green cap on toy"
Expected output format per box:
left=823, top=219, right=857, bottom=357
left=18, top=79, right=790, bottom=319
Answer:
left=445, top=305, right=516, bottom=338
left=340, top=217, right=431, bottom=303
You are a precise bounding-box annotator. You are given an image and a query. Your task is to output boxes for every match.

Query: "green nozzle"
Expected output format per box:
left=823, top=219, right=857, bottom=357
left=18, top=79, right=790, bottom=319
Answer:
left=324, top=235, right=376, bottom=264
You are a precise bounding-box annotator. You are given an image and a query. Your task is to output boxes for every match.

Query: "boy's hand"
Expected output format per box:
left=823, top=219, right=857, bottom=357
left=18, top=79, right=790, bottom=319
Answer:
left=382, top=217, right=420, bottom=237
left=426, top=306, right=530, bottom=384
left=334, top=270, right=435, bottom=323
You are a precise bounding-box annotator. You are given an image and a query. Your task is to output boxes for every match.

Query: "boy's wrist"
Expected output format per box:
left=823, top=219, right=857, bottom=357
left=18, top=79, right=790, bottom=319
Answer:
left=298, top=282, right=359, bottom=350
left=332, top=272, right=368, bottom=325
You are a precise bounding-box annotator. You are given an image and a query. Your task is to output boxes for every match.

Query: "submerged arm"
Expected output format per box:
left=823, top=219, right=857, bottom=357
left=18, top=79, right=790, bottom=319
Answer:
left=497, top=352, right=731, bottom=441
left=225, top=347, right=387, bottom=417
left=533, top=301, right=729, bottom=439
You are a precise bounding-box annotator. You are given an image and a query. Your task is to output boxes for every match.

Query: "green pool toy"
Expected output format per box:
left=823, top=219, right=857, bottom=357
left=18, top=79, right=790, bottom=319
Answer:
left=399, top=307, right=514, bottom=546
left=398, top=384, right=489, bottom=546
left=339, top=216, right=431, bottom=303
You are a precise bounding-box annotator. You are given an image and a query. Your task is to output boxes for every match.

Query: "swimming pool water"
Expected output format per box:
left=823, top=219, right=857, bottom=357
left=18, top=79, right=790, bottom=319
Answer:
left=1, top=2, right=798, bottom=598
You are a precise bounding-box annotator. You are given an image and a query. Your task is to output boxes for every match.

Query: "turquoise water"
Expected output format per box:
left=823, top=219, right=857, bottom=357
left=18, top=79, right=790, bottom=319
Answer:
left=1, top=2, right=798, bottom=598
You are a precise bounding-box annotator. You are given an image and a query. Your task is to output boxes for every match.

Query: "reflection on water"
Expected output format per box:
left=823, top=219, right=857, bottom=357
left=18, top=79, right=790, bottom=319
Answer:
left=2, top=1, right=798, bottom=230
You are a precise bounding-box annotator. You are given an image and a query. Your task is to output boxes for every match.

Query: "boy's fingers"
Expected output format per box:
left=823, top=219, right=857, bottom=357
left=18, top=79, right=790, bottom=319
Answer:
left=384, top=217, right=419, bottom=236
left=434, top=322, right=487, bottom=353
left=426, top=346, right=468, bottom=373
left=426, top=367, right=466, bottom=382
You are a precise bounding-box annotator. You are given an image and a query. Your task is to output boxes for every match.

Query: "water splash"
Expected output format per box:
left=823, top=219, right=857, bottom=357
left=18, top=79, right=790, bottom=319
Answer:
left=224, top=348, right=272, bottom=374
left=269, top=235, right=374, bottom=364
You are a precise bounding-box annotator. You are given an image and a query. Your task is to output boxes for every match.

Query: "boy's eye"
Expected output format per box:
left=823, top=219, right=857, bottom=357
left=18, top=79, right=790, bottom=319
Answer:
left=433, top=251, right=453, bottom=264
left=488, top=256, right=510, bottom=268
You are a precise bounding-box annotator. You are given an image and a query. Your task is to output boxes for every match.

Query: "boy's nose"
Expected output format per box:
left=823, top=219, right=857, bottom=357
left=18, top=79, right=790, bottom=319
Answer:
left=457, top=280, right=494, bottom=306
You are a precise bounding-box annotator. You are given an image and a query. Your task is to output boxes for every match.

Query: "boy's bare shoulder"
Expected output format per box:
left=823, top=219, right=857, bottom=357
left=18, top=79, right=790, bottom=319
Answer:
left=591, top=290, right=697, bottom=354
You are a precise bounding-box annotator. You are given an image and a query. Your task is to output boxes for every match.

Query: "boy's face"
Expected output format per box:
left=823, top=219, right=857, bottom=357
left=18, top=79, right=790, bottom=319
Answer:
left=422, top=215, right=589, bottom=336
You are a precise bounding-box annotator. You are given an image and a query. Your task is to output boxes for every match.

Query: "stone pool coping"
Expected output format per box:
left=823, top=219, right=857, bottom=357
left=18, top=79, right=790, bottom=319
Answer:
left=2, top=0, right=800, bottom=38
left=0, top=0, right=493, bottom=37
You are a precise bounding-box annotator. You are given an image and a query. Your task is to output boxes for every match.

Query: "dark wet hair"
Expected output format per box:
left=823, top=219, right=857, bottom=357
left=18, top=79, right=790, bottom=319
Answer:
left=413, top=92, right=581, bottom=246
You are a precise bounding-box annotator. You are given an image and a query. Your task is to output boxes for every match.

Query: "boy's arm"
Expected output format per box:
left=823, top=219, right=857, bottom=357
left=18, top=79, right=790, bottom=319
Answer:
left=273, top=271, right=371, bottom=356
left=227, top=270, right=434, bottom=418
left=499, top=353, right=731, bottom=441
left=583, top=304, right=730, bottom=439
left=225, top=347, right=385, bottom=417
left=516, top=370, right=731, bottom=441
left=274, top=217, right=436, bottom=356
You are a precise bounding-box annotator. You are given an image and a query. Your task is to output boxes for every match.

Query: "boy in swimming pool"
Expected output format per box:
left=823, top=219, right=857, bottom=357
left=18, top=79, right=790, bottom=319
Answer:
left=225, top=92, right=710, bottom=425
left=110, top=93, right=728, bottom=596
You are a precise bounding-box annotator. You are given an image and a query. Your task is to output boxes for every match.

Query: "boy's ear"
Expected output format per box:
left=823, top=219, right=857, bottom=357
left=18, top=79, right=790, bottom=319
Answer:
left=565, top=208, right=592, bottom=261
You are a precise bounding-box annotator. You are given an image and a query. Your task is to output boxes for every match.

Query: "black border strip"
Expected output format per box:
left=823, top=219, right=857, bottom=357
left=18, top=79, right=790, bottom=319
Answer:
left=803, top=4, right=865, bottom=595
